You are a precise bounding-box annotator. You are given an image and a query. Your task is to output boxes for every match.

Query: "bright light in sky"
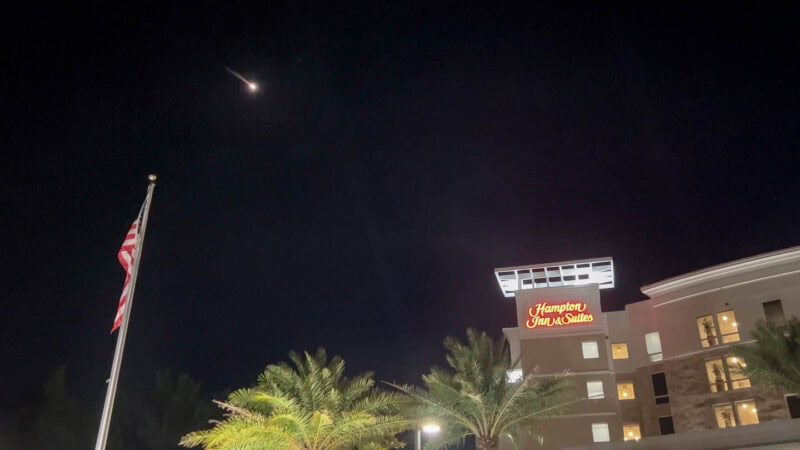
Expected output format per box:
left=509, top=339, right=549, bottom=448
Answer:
left=225, top=66, right=259, bottom=93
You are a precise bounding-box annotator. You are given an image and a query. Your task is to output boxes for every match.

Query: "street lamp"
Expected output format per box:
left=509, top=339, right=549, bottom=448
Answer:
left=415, top=422, right=441, bottom=450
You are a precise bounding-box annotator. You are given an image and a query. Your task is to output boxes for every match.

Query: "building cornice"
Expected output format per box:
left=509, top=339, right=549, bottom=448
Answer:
left=495, top=257, right=614, bottom=297
left=641, top=245, right=800, bottom=298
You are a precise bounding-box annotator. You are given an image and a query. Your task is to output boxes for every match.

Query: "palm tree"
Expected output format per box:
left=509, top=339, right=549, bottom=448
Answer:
left=388, top=328, right=576, bottom=450
left=180, top=349, right=410, bottom=450
left=732, top=318, right=800, bottom=394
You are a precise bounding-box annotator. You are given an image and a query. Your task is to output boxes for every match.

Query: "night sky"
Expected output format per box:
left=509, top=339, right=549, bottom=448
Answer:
left=4, top=3, right=800, bottom=413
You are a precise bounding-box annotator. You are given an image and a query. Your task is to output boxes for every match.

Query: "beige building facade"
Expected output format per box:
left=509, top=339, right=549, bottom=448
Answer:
left=496, top=247, right=800, bottom=450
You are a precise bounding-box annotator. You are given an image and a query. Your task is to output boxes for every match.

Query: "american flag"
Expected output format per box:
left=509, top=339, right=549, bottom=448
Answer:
left=112, top=212, right=141, bottom=332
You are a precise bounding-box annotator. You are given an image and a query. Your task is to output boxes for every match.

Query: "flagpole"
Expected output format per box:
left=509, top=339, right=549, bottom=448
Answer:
left=94, top=174, right=157, bottom=450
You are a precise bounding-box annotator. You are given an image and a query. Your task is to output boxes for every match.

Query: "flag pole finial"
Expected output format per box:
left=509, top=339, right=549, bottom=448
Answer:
left=147, top=174, right=157, bottom=183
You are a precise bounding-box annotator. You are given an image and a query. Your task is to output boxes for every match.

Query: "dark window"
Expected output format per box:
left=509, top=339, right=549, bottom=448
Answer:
left=763, top=300, right=785, bottom=325
left=787, top=395, right=800, bottom=419
left=658, top=416, right=675, bottom=435
left=652, top=372, right=670, bottom=404
left=652, top=373, right=668, bottom=395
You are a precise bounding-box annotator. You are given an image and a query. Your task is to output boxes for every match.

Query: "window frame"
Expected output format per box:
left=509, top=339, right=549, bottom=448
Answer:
left=586, top=380, right=605, bottom=399
left=506, top=369, right=523, bottom=383
left=622, top=423, right=641, bottom=442
left=696, top=310, right=742, bottom=348
left=658, top=415, right=675, bottom=435
left=763, top=299, right=785, bottom=325
left=616, top=381, right=635, bottom=400
left=591, top=422, right=610, bottom=443
left=726, top=355, right=751, bottom=390
left=785, top=394, right=800, bottom=419
left=652, top=372, right=669, bottom=404
left=705, top=358, right=729, bottom=393
left=704, top=355, right=751, bottom=393
left=582, top=341, right=600, bottom=359
left=734, top=399, right=760, bottom=425
left=696, top=314, right=718, bottom=348
left=645, top=331, right=663, bottom=361
left=713, top=400, right=760, bottom=428
left=611, top=342, right=629, bottom=359
left=713, top=403, right=736, bottom=428
left=716, top=310, right=741, bottom=344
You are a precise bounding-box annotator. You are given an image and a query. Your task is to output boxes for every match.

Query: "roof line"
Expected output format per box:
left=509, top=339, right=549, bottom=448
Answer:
left=495, top=256, right=614, bottom=273
left=641, top=245, right=800, bottom=297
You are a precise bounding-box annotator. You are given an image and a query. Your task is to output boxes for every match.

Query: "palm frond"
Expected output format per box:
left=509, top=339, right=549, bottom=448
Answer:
left=181, top=348, right=409, bottom=449
left=732, top=318, right=800, bottom=394
left=388, top=329, right=578, bottom=450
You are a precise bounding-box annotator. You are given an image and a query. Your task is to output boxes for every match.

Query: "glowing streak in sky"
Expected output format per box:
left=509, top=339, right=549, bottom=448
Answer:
left=225, top=66, right=258, bottom=92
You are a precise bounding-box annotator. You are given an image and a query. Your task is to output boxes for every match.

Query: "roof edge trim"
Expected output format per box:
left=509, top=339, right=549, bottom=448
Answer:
left=641, top=245, right=800, bottom=298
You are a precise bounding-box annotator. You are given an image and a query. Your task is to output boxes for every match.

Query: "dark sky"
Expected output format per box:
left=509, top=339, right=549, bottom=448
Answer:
left=3, top=2, right=800, bottom=410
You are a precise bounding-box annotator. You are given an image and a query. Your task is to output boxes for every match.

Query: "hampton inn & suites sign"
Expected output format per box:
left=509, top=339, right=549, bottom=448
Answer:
left=525, top=301, right=594, bottom=329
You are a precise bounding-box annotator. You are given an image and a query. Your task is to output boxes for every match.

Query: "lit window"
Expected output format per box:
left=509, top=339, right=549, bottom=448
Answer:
left=587, top=380, right=604, bottom=399
left=736, top=400, right=759, bottom=425
left=617, top=381, right=635, bottom=400
left=705, top=359, right=728, bottom=393
left=611, top=342, right=629, bottom=359
left=705, top=357, right=751, bottom=392
left=714, top=404, right=736, bottom=428
left=717, top=310, right=740, bottom=343
left=507, top=369, right=523, bottom=383
left=623, top=424, right=641, bottom=441
left=592, top=423, right=610, bottom=443
left=697, top=315, right=717, bottom=347
left=582, top=341, right=600, bottom=359
left=714, top=401, right=759, bottom=427
left=726, top=356, right=751, bottom=390
left=645, top=332, right=662, bottom=361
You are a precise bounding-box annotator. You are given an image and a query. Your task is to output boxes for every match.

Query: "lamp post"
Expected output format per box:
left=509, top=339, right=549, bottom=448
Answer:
left=415, top=422, right=441, bottom=450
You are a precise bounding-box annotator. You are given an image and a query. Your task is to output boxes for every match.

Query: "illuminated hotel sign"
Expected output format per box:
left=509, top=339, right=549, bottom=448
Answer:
left=526, top=301, right=594, bottom=329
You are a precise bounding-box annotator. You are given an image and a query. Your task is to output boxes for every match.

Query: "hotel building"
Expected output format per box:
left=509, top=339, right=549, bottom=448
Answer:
left=496, top=247, right=800, bottom=449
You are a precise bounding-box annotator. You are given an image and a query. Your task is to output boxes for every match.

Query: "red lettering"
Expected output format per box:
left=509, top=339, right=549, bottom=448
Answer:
left=526, top=301, right=594, bottom=329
